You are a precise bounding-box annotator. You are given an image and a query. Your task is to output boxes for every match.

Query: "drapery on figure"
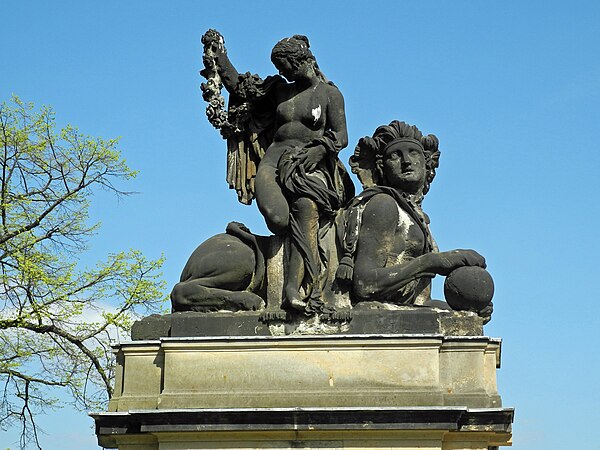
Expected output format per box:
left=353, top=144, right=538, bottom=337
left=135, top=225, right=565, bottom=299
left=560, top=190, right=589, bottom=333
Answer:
left=200, top=30, right=354, bottom=313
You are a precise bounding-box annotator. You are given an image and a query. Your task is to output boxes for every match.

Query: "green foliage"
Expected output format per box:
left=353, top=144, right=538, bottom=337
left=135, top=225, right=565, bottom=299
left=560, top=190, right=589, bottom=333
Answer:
left=0, top=96, right=167, bottom=448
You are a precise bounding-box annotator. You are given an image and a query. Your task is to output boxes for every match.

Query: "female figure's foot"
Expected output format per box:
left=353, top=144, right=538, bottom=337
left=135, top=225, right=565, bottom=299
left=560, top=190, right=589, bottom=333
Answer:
left=285, top=287, right=306, bottom=311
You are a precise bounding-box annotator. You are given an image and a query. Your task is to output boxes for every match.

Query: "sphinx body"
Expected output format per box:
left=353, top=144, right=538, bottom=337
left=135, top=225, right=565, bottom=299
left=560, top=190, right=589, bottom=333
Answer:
left=170, top=222, right=265, bottom=312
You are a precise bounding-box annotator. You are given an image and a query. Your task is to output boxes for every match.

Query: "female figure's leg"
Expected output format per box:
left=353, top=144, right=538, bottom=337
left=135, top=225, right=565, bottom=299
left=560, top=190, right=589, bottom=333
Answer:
left=285, top=196, right=320, bottom=310
left=255, top=155, right=289, bottom=235
left=255, top=146, right=323, bottom=310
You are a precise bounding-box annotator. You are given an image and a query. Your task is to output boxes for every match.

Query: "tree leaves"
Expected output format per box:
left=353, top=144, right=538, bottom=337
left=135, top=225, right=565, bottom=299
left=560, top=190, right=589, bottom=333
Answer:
left=0, top=96, right=166, bottom=449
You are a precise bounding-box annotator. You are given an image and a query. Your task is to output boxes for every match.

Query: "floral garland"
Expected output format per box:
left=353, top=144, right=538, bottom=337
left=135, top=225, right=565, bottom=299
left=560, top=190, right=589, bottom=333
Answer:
left=200, top=29, right=234, bottom=137
left=200, top=29, right=264, bottom=140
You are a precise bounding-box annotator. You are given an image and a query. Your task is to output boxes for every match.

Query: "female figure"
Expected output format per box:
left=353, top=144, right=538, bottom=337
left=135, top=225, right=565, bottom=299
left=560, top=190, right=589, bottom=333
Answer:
left=202, top=31, right=353, bottom=312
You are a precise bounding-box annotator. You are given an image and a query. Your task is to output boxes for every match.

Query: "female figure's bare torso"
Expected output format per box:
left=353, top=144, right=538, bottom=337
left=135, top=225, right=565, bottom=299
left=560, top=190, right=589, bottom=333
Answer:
left=258, top=80, right=341, bottom=165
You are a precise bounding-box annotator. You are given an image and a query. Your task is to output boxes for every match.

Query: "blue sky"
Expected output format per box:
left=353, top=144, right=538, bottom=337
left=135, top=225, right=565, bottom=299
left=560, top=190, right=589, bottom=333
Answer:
left=2, top=1, right=599, bottom=448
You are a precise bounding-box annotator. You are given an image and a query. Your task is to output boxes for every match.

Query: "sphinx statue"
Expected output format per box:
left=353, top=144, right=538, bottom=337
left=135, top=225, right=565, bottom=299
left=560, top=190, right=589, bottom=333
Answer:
left=337, top=120, right=493, bottom=321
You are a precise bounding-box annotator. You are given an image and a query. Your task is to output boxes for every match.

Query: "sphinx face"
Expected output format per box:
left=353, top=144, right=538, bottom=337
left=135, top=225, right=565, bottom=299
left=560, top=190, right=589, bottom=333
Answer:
left=382, top=141, right=426, bottom=194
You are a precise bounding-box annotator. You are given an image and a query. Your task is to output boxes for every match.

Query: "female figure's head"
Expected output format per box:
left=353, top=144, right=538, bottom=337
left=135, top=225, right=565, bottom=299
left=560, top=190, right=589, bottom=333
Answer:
left=271, top=35, right=327, bottom=82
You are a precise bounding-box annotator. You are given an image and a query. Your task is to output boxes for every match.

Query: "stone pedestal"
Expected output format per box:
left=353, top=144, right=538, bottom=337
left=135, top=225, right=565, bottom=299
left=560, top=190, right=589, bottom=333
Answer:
left=92, top=333, right=512, bottom=449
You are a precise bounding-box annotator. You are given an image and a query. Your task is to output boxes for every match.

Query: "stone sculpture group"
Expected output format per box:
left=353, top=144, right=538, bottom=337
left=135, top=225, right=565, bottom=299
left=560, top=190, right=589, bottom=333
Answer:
left=170, top=29, right=494, bottom=324
left=93, top=30, right=513, bottom=450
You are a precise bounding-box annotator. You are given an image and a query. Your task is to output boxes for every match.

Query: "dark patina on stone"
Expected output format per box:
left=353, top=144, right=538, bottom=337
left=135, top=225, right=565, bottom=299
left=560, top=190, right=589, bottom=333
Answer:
left=92, top=406, right=513, bottom=449
left=131, top=307, right=483, bottom=340
left=161, top=30, right=498, bottom=334
left=93, top=30, right=514, bottom=450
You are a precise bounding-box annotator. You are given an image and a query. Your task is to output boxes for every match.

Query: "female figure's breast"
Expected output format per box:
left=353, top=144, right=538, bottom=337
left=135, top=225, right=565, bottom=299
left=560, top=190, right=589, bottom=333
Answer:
left=274, top=86, right=328, bottom=142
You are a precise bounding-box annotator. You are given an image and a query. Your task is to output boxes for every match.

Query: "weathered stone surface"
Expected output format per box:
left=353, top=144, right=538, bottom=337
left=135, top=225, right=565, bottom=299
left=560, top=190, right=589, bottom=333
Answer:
left=444, top=266, right=494, bottom=312
left=170, top=311, right=271, bottom=337
left=348, top=308, right=483, bottom=336
left=171, top=31, right=496, bottom=325
left=130, top=314, right=172, bottom=340
left=108, top=334, right=502, bottom=413
left=130, top=308, right=484, bottom=340
left=93, top=30, right=513, bottom=450
left=91, top=406, right=514, bottom=449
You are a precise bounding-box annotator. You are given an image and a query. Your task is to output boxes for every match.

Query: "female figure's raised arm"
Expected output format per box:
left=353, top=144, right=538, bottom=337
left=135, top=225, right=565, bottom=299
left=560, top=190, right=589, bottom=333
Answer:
left=202, top=30, right=241, bottom=95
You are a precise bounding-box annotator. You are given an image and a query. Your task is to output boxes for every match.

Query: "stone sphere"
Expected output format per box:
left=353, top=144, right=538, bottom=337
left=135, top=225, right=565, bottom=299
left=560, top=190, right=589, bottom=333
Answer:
left=443, top=266, right=494, bottom=312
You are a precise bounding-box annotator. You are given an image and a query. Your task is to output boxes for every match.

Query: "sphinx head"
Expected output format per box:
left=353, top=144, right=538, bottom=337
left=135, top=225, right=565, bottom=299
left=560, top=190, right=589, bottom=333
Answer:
left=350, top=121, right=440, bottom=201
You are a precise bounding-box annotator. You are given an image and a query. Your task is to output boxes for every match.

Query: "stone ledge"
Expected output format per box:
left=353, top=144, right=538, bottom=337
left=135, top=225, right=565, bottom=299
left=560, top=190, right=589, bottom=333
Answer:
left=91, top=407, right=513, bottom=448
left=131, top=308, right=484, bottom=340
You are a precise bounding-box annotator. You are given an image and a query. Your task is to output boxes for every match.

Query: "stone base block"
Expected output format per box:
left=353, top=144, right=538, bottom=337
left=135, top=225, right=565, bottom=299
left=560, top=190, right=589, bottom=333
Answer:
left=131, top=309, right=484, bottom=340
left=108, top=334, right=501, bottom=413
